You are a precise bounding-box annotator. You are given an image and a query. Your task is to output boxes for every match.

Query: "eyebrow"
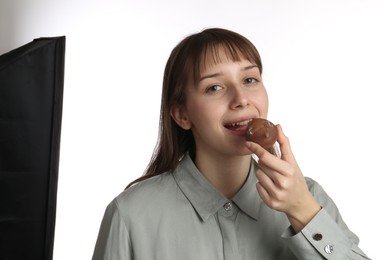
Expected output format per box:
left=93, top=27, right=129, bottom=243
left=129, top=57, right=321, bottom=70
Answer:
left=199, top=65, right=259, bottom=82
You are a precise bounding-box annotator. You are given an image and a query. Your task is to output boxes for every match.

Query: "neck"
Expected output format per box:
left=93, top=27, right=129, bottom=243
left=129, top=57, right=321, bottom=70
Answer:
left=195, top=152, right=252, bottom=199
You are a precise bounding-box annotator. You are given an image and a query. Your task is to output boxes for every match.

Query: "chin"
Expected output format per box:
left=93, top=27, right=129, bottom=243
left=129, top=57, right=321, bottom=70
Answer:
left=236, top=147, right=253, bottom=157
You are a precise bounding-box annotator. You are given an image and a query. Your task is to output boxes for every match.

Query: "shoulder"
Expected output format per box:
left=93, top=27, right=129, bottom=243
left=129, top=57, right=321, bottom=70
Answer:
left=304, top=177, right=341, bottom=214
left=116, top=172, right=177, bottom=204
left=110, top=172, right=183, bottom=219
left=305, top=177, right=328, bottom=197
left=305, top=176, right=322, bottom=191
left=305, top=177, right=333, bottom=204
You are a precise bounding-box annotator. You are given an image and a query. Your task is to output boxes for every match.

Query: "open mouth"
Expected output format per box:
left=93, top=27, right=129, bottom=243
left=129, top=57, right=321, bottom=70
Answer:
left=224, top=119, right=252, bottom=130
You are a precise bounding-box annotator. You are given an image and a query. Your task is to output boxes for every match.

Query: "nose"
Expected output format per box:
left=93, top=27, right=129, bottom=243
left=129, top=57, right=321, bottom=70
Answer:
left=230, top=86, right=250, bottom=110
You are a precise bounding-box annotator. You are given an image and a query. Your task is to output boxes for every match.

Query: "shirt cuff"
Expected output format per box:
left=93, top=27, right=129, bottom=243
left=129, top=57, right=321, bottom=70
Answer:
left=282, top=208, right=353, bottom=259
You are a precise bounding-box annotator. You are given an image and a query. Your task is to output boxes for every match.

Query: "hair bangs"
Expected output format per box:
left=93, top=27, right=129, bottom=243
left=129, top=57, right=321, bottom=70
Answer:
left=189, top=34, right=262, bottom=85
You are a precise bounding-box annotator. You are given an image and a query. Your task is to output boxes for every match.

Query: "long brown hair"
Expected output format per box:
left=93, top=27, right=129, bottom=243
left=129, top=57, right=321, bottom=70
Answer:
left=126, top=28, right=263, bottom=188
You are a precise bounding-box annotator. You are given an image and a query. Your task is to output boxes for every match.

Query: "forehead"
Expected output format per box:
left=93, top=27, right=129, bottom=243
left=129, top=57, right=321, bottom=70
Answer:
left=198, top=44, right=255, bottom=75
left=200, top=59, right=257, bottom=78
left=185, top=40, right=261, bottom=88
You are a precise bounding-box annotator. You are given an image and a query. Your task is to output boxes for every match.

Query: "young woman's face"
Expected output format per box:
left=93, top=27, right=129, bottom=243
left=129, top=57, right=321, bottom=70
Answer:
left=179, top=54, right=269, bottom=158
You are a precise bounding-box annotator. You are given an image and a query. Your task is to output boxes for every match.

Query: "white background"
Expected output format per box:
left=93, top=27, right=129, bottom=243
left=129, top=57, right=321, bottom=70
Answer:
left=1, top=0, right=389, bottom=259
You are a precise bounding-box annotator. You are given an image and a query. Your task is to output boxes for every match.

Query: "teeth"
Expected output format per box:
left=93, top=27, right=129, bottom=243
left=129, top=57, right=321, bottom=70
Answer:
left=229, top=119, right=252, bottom=127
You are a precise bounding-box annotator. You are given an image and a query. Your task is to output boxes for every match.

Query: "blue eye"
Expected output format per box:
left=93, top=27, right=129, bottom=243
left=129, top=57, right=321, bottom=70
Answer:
left=244, top=77, right=258, bottom=84
left=207, top=85, right=222, bottom=93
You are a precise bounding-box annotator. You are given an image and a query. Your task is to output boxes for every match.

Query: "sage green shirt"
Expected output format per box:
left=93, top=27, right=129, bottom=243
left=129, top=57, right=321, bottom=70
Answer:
left=92, top=154, right=369, bottom=260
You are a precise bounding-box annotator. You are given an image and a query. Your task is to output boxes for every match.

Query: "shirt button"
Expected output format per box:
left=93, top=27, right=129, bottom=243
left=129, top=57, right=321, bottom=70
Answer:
left=223, top=202, right=232, bottom=211
left=324, top=244, right=334, bottom=254
left=313, top=233, right=323, bottom=241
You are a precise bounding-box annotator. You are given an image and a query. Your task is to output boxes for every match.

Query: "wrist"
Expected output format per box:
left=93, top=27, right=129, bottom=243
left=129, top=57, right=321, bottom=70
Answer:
left=287, top=198, right=321, bottom=233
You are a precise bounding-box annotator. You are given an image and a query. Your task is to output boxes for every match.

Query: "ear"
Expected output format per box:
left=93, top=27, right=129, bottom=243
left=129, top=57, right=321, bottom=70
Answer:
left=170, top=105, right=192, bottom=130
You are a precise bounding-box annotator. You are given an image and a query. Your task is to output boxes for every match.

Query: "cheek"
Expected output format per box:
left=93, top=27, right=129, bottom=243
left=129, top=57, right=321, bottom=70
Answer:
left=254, top=89, right=269, bottom=116
left=184, top=99, right=209, bottom=125
left=263, top=96, right=269, bottom=114
left=185, top=99, right=225, bottom=129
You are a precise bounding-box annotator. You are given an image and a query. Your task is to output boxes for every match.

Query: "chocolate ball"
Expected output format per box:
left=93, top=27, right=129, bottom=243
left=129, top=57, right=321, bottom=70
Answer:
left=246, top=118, right=277, bottom=149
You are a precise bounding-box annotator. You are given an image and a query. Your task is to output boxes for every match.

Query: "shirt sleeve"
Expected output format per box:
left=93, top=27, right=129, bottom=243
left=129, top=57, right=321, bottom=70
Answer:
left=92, top=199, right=132, bottom=260
left=281, top=178, right=371, bottom=260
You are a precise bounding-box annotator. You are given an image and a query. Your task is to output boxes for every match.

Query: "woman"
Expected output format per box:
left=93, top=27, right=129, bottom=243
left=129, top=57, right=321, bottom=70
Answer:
left=92, top=28, right=370, bottom=259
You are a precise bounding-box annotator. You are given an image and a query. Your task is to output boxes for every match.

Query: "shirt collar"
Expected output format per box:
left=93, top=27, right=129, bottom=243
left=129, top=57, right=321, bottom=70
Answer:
left=231, top=162, right=261, bottom=220
left=173, top=154, right=262, bottom=222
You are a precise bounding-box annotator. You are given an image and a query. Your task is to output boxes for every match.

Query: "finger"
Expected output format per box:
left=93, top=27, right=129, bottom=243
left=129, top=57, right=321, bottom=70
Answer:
left=276, top=124, right=297, bottom=164
left=248, top=140, right=291, bottom=176
left=256, top=162, right=289, bottom=191
left=256, top=168, right=278, bottom=197
left=255, top=161, right=277, bottom=184
left=256, top=182, right=271, bottom=204
left=256, top=180, right=281, bottom=210
left=245, top=140, right=267, bottom=158
left=246, top=141, right=281, bottom=167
